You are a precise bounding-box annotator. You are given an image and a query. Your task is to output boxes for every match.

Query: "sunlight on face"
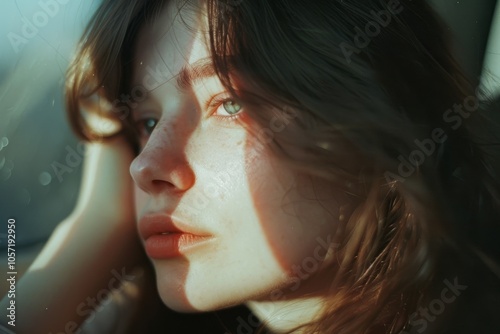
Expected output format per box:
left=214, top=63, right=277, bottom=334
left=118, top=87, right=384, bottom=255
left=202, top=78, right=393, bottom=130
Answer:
left=129, top=0, right=340, bottom=314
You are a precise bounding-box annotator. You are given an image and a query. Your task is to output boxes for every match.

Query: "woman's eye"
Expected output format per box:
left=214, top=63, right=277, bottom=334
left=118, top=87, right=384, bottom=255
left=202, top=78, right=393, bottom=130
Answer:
left=135, top=118, right=158, bottom=138
left=214, top=99, right=243, bottom=117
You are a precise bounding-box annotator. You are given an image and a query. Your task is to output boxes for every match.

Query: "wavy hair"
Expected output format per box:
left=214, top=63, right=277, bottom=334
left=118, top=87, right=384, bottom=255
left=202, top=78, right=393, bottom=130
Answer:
left=65, top=0, right=500, bottom=333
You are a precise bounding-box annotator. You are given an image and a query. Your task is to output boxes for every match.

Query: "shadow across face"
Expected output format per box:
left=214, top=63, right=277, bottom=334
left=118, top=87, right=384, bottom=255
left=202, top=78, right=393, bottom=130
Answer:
left=129, top=0, right=341, bottom=317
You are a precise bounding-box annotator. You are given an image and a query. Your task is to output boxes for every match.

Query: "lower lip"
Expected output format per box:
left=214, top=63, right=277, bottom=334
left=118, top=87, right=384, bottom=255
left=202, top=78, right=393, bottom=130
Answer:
left=144, top=233, right=211, bottom=259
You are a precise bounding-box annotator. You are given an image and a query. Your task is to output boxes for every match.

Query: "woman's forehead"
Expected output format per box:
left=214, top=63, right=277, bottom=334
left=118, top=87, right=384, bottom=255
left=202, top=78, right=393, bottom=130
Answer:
left=132, top=0, right=210, bottom=88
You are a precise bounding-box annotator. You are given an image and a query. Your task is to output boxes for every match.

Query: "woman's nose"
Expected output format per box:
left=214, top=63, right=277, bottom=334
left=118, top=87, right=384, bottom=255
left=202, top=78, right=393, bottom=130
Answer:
left=129, top=119, right=195, bottom=195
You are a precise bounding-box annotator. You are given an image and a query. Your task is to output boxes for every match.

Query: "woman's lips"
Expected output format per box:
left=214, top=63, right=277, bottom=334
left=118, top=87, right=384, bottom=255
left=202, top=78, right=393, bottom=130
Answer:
left=139, top=214, right=213, bottom=259
left=145, top=233, right=212, bottom=258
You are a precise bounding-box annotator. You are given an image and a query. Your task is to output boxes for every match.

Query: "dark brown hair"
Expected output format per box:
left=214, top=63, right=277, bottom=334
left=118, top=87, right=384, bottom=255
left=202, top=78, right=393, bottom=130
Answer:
left=66, top=0, right=500, bottom=333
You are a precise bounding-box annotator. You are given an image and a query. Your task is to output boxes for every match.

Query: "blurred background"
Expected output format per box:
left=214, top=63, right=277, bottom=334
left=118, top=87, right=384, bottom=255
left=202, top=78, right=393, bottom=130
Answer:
left=0, top=0, right=499, bottom=291
left=0, top=0, right=102, bottom=282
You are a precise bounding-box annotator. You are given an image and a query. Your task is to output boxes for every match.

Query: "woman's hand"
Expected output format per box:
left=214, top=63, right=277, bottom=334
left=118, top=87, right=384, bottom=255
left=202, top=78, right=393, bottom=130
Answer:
left=0, top=135, right=150, bottom=333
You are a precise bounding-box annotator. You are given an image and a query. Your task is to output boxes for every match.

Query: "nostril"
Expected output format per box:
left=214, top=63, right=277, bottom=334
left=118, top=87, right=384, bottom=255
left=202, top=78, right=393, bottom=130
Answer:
left=151, top=179, right=176, bottom=190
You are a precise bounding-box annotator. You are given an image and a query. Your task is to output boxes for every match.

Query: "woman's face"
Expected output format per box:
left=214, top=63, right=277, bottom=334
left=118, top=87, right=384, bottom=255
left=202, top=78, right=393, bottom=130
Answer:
left=129, top=0, right=339, bottom=312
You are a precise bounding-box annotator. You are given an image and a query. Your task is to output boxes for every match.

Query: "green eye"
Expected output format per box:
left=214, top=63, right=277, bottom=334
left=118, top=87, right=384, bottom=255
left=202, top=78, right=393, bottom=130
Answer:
left=222, top=100, right=241, bottom=115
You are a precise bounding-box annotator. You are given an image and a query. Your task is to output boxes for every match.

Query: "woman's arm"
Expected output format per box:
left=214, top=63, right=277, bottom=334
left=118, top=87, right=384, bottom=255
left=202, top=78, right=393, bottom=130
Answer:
left=0, top=136, right=147, bottom=333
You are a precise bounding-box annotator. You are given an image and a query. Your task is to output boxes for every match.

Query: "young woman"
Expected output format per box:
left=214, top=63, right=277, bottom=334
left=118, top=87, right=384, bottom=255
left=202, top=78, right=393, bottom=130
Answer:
left=4, top=0, right=500, bottom=333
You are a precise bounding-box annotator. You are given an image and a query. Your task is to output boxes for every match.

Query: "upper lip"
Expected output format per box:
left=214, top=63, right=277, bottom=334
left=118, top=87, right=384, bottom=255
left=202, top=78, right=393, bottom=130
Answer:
left=138, top=213, right=211, bottom=241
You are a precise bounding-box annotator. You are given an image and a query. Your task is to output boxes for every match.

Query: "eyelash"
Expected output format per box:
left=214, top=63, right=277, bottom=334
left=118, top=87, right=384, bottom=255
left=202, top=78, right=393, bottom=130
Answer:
left=133, top=95, right=243, bottom=140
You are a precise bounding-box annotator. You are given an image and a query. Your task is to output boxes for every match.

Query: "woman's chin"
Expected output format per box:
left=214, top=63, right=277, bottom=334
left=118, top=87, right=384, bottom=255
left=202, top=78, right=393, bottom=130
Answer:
left=159, top=295, right=198, bottom=313
left=156, top=283, right=213, bottom=313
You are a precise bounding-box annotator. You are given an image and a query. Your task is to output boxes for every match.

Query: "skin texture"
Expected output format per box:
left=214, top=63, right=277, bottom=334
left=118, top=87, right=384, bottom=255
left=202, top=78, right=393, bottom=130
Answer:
left=129, top=1, right=340, bottom=330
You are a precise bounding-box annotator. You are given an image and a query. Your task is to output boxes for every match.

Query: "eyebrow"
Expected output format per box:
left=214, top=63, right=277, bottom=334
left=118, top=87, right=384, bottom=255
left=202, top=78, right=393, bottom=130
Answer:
left=176, top=57, right=218, bottom=90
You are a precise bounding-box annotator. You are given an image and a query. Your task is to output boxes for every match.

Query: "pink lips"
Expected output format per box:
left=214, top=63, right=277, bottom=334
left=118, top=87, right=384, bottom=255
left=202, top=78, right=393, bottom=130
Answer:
left=138, top=214, right=213, bottom=259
